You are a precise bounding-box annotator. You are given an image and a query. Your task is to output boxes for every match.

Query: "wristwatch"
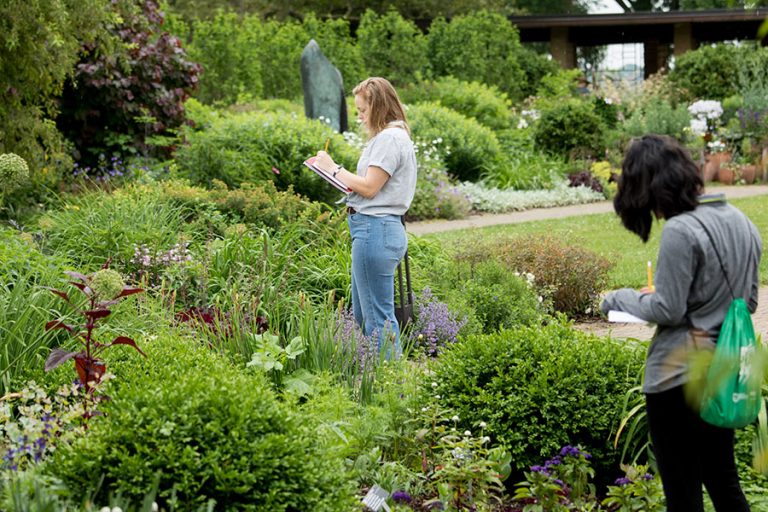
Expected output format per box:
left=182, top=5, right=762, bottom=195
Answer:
left=333, top=164, right=343, bottom=178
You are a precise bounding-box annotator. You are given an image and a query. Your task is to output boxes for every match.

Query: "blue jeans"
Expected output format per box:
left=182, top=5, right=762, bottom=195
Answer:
left=348, top=212, right=407, bottom=355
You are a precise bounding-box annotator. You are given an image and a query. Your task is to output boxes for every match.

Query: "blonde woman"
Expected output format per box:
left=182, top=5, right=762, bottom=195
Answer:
left=315, top=77, right=417, bottom=355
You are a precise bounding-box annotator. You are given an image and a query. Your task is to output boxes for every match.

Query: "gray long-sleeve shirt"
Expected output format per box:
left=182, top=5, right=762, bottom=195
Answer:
left=601, top=195, right=762, bottom=394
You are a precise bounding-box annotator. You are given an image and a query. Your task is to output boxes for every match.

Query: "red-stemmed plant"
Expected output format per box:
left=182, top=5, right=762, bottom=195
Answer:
left=44, top=262, right=145, bottom=419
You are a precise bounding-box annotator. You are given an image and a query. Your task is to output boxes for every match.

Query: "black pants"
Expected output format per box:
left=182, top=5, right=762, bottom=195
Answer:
left=646, top=385, right=750, bottom=512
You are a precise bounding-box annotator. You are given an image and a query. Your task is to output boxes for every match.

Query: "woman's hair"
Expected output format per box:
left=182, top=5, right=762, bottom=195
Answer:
left=614, top=134, right=703, bottom=242
left=353, top=77, right=410, bottom=137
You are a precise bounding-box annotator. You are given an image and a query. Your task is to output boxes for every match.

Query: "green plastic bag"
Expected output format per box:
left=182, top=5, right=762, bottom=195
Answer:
left=700, top=298, right=762, bottom=429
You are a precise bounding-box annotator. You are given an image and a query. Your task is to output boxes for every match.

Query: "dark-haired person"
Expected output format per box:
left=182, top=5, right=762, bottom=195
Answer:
left=601, top=134, right=761, bottom=512
left=314, top=77, right=416, bottom=356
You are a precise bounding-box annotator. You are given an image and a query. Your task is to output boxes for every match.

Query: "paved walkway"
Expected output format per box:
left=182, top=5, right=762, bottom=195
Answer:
left=407, top=185, right=768, bottom=341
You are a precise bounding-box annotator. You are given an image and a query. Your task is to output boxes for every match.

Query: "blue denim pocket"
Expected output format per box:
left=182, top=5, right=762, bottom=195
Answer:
left=382, top=218, right=407, bottom=256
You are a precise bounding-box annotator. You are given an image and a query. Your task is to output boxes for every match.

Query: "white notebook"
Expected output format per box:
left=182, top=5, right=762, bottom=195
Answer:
left=608, top=310, right=648, bottom=324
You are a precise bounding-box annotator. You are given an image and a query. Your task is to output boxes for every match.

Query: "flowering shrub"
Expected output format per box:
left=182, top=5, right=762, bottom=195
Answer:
left=131, top=241, right=193, bottom=288
left=514, top=448, right=664, bottom=511
left=408, top=169, right=472, bottom=221
left=1, top=381, right=86, bottom=471
left=688, top=99, right=724, bottom=144
left=514, top=445, right=596, bottom=510
left=416, top=392, right=511, bottom=511
left=0, top=153, right=29, bottom=194
left=406, top=287, right=468, bottom=356
left=335, top=307, right=378, bottom=376
left=602, top=464, right=665, bottom=511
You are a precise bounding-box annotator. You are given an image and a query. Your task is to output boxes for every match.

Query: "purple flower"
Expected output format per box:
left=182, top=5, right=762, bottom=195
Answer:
left=408, top=287, right=467, bottom=356
left=335, top=307, right=376, bottom=373
left=530, top=465, right=550, bottom=474
left=614, top=477, right=632, bottom=486
left=392, top=490, right=412, bottom=503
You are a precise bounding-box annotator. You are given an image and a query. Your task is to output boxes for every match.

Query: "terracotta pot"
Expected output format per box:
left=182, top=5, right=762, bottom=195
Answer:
left=704, top=152, right=731, bottom=183
left=739, top=164, right=757, bottom=184
left=717, top=165, right=735, bottom=185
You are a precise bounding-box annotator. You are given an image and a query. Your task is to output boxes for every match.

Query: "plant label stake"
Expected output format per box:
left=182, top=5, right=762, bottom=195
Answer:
left=361, top=485, right=391, bottom=511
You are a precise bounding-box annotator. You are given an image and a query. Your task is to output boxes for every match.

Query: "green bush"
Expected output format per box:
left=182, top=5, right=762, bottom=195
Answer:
left=480, top=149, right=570, bottom=191
left=431, top=322, right=644, bottom=482
left=506, top=235, right=612, bottom=318
left=183, top=10, right=264, bottom=105
left=622, top=96, right=691, bottom=141
left=427, top=11, right=526, bottom=100
left=516, top=46, right=562, bottom=100
left=533, top=99, right=606, bottom=159
left=669, top=44, right=742, bottom=102
left=409, top=102, right=502, bottom=182
left=253, top=19, right=309, bottom=99
left=176, top=110, right=359, bottom=203
left=400, top=76, right=512, bottom=131
left=356, top=9, right=429, bottom=87
left=444, top=260, right=545, bottom=333
left=48, top=334, right=356, bottom=510
left=457, top=235, right=612, bottom=318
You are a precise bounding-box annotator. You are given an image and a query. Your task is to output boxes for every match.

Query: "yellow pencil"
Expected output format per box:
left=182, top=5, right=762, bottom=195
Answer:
left=324, top=138, right=330, bottom=152
left=647, top=260, right=653, bottom=290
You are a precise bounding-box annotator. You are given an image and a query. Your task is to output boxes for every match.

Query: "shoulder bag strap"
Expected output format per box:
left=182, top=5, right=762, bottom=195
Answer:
left=687, top=214, right=735, bottom=301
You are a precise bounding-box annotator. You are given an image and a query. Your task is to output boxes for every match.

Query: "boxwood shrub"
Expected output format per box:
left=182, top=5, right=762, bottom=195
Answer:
left=400, top=76, right=512, bottom=131
left=409, top=102, right=503, bottom=182
left=176, top=110, right=359, bottom=204
left=534, top=99, right=606, bottom=159
left=430, top=321, right=644, bottom=484
left=48, top=334, right=355, bottom=510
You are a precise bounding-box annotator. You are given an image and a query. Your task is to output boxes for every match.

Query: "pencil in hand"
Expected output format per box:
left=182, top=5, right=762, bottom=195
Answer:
left=324, top=138, right=330, bottom=152
left=646, top=260, right=655, bottom=292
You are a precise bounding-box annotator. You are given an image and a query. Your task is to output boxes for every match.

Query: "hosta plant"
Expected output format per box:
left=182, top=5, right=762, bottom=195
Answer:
left=43, top=263, right=144, bottom=418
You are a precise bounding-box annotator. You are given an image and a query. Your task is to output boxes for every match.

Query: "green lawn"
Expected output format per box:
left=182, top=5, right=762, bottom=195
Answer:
left=423, top=195, right=768, bottom=289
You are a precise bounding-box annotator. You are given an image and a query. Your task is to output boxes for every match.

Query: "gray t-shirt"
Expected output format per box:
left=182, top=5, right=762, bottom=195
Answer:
left=601, top=196, right=761, bottom=394
left=346, top=125, right=417, bottom=217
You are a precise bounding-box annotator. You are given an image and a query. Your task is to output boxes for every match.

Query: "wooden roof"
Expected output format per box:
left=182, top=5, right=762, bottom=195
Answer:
left=509, top=8, right=768, bottom=46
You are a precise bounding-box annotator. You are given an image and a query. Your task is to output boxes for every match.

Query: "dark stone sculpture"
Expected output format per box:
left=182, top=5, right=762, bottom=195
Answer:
left=300, top=39, right=348, bottom=133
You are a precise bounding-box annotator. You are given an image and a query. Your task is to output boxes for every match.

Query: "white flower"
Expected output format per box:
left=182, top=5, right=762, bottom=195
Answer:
left=112, top=508, right=124, bottom=512
left=421, top=407, right=428, bottom=412
left=100, top=508, right=111, bottom=512
left=479, top=421, right=487, bottom=429
left=452, top=415, right=459, bottom=422
left=435, top=395, right=441, bottom=400
left=688, top=100, right=723, bottom=120
left=516, top=118, right=528, bottom=129
left=464, top=430, right=472, bottom=436
left=151, top=504, right=159, bottom=512
left=689, top=118, right=707, bottom=136
left=482, top=436, right=491, bottom=444
left=432, top=382, right=438, bottom=388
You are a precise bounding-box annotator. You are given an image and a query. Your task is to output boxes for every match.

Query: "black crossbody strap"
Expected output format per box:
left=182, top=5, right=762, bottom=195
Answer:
left=688, top=214, right=735, bottom=301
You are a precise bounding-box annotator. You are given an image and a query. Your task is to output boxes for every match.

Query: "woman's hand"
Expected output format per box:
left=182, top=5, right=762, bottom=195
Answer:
left=639, top=286, right=656, bottom=294
left=314, top=151, right=336, bottom=174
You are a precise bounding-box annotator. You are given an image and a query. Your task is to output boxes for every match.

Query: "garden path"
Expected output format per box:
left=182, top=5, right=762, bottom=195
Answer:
left=407, top=184, right=768, bottom=341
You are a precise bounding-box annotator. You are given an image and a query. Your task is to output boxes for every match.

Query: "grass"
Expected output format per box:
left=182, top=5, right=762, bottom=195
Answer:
left=421, top=195, right=768, bottom=289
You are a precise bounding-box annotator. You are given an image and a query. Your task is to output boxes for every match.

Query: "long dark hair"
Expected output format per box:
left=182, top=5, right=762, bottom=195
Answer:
left=614, top=134, right=703, bottom=242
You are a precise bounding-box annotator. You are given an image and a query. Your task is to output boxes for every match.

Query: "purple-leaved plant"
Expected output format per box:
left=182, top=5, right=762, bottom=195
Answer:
left=408, top=287, right=467, bottom=356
